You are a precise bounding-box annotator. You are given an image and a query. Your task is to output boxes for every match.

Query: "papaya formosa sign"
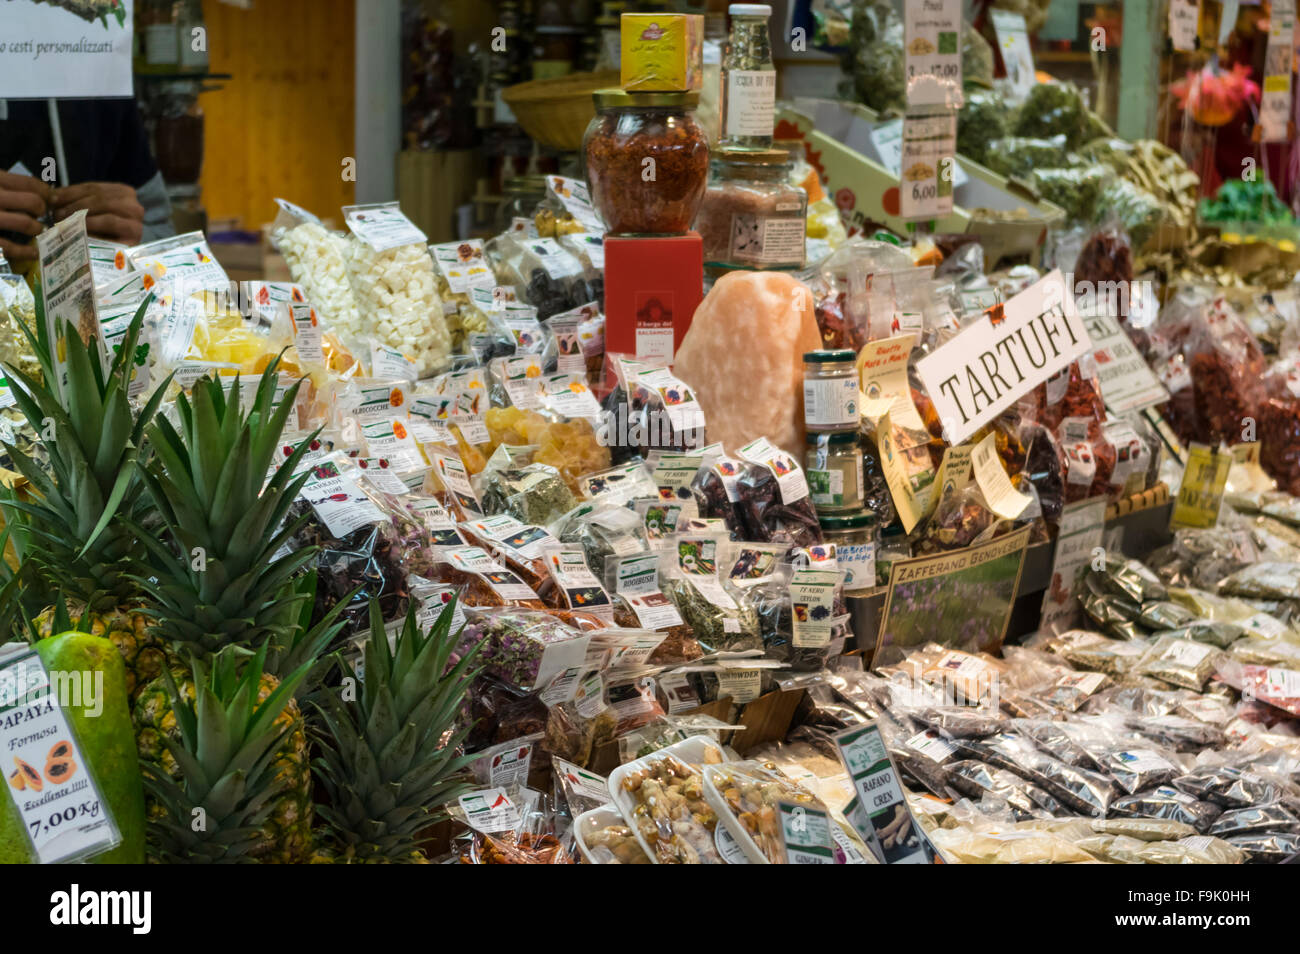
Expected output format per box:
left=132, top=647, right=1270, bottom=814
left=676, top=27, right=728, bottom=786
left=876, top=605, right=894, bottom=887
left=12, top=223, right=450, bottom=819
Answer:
left=915, top=269, right=1091, bottom=444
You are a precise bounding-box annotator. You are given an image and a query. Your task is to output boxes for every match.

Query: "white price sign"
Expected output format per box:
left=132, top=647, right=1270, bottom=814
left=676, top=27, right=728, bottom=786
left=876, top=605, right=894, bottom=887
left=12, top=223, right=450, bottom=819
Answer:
left=915, top=270, right=1091, bottom=444
left=904, top=0, right=963, bottom=107
left=991, top=10, right=1036, bottom=104
left=899, top=112, right=956, bottom=222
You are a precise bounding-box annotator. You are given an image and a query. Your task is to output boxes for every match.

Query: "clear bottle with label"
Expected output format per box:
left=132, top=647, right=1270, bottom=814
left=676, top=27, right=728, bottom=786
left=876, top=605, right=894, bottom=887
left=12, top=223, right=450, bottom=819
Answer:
left=720, top=3, right=776, bottom=150
left=801, top=349, right=858, bottom=431
left=817, top=511, right=878, bottom=594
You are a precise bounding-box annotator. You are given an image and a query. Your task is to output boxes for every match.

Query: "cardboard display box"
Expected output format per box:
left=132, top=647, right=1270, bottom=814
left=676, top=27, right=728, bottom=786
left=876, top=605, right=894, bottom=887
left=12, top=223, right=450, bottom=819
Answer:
left=776, top=100, right=1065, bottom=270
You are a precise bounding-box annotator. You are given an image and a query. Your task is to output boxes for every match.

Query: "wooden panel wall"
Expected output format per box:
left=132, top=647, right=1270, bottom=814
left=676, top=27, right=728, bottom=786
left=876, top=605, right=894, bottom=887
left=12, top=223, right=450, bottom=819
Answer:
left=199, top=0, right=356, bottom=230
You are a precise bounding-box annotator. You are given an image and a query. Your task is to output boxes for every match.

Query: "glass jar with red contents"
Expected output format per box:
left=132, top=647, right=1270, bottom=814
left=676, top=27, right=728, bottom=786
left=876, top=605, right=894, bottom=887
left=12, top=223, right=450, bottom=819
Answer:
left=583, top=89, right=709, bottom=236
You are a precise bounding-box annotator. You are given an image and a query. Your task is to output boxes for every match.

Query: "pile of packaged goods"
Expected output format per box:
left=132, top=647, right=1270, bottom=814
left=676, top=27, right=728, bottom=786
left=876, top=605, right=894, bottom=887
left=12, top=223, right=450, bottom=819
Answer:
left=7, top=6, right=1300, bottom=870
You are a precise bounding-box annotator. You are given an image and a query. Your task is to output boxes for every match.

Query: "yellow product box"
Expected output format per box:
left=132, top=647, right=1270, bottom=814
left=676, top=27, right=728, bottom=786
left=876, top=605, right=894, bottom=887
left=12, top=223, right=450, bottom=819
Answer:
left=620, top=13, right=703, bottom=91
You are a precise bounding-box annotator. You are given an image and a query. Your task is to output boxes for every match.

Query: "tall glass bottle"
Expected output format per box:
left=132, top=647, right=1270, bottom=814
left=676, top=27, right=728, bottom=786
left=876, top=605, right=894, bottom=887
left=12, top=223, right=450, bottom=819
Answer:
left=719, top=3, right=775, bottom=151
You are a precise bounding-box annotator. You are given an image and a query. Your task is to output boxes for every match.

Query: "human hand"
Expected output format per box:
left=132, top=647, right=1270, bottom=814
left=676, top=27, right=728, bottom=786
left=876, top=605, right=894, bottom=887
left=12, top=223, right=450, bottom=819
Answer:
left=53, top=181, right=145, bottom=245
left=0, top=170, right=50, bottom=263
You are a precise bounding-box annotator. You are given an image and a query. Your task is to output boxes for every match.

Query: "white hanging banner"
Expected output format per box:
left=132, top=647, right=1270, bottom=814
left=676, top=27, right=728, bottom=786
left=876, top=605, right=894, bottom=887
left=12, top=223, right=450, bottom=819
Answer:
left=2, top=0, right=134, bottom=98
left=1259, top=0, right=1296, bottom=143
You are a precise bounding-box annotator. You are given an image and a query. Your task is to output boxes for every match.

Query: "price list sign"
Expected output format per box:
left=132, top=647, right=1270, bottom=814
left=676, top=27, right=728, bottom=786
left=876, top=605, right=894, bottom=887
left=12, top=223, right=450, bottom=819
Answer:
left=899, top=112, right=957, bottom=222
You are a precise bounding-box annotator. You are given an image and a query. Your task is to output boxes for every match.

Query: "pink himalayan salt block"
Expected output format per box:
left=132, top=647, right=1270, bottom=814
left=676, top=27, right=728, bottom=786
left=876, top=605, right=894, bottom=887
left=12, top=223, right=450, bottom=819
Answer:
left=674, top=270, right=821, bottom=458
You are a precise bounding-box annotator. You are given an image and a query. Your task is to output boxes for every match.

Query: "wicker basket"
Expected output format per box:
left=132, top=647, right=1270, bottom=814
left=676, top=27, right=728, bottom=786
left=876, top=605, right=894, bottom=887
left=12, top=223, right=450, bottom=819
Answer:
left=501, top=71, right=619, bottom=151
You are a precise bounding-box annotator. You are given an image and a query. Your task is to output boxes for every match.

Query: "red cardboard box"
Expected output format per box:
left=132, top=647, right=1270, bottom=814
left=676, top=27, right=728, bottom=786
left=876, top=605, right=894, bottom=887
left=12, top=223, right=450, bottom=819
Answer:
left=603, top=233, right=703, bottom=375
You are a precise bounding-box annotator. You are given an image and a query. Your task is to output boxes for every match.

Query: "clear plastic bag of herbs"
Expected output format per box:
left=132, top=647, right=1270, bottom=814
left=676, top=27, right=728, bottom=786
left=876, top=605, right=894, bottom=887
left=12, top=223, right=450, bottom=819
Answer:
left=660, top=534, right=761, bottom=654
left=477, top=461, right=577, bottom=526
left=553, top=501, right=648, bottom=580
left=751, top=564, right=850, bottom=672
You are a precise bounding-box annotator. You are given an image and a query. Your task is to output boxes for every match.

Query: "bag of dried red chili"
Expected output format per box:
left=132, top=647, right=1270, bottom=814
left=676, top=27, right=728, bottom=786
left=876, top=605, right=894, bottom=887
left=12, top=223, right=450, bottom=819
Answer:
left=1257, top=368, right=1300, bottom=496
left=1073, top=222, right=1134, bottom=311
left=1036, top=358, right=1106, bottom=434
left=1159, top=290, right=1269, bottom=448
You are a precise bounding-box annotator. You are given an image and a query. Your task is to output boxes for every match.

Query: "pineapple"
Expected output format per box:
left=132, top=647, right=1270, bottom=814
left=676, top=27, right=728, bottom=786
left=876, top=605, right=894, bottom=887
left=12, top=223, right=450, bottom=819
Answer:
left=128, top=370, right=325, bottom=863
left=128, top=369, right=317, bottom=655
left=141, top=645, right=312, bottom=864
left=135, top=663, right=313, bottom=863
left=135, top=571, right=351, bottom=863
left=0, top=303, right=169, bottom=696
left=311, top=599, right=479, bottom=863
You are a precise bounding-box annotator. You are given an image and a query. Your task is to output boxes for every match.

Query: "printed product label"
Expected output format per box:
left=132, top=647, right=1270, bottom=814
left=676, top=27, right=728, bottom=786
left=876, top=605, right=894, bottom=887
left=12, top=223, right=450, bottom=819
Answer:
left=288, top=301, right=325, bottom=365
left=371, top=342, right=418, bottom=382
left=615, top=553, right=661, bottom=596
left=729, top=214, right=805, bottom=265
left=431, top=451, right=482, bottom=515
left=343, top=203, right=427, bottom=251
left=803, top=375, right=859, bottom=429
left=835, top=723, right=931, bottom=864
left=458, top=788, right=520, bottom=833
left=738, top=436, right=810, bottom=504
left=431, top=239, right=494, bottom=294
left=544, top=546, right=614, bottom=620
left=777, top=801, right=836, bottom=864
left=725, top=70, right=777, bottom=136
left=625, top=591, right=684, bottom=630
left=790, top=570, right=839, bottom=648
left=445, top=547, right=538, bottom=602
left=716, top=668, right=762, bottom=703
left=834, top=542, right=877, bottom=590
left=300, top=460, right=386, bottom=537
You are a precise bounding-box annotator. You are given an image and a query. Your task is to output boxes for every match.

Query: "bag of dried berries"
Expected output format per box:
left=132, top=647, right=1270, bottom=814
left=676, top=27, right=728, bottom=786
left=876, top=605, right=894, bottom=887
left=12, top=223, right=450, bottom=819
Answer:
left=734, top=437, right=823, bottom=548
left=1183, top=296, right=1269, bottom=447
left=286, top=453, right=412, bottom=638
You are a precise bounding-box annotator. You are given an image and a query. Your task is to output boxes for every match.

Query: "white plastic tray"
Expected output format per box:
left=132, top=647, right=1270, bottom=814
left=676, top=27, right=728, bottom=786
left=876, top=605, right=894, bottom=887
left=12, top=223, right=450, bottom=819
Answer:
left=607, top=735, right=728, bottom=865
left=573, top=804, right=650, bottom=864
left=702, top=764, right=775, bottom=864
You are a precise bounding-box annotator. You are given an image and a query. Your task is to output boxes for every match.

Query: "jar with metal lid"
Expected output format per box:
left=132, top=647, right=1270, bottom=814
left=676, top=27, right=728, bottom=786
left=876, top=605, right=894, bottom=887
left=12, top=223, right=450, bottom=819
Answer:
left=805, top=431, right=864, bottom=513
left=583, top=89, right=709, bottom=236
left=695, top=149, right=806, bottom=268
left=802, top=349, right=858, bottom=431
left=497, top=175, right=549, bottom=232
left=817, top=511, right=878, bottom=593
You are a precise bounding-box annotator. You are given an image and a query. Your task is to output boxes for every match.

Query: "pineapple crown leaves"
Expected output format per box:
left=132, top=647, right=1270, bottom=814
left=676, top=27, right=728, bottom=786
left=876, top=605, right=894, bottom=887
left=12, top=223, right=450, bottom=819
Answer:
left=311, top=598, right=481, bottom=858
left=142, top=643, right=313, bottom=863
left=1, top=299, right=170, bottom=605
left=124, top=369, right=322, bottom=654
left=264, top=570, right=362, bottom=699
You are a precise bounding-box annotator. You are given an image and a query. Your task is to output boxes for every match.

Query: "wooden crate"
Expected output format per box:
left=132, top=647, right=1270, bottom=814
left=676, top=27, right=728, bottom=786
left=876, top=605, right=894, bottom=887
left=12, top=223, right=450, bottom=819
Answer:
left=396, top=149, right=480, bottom=244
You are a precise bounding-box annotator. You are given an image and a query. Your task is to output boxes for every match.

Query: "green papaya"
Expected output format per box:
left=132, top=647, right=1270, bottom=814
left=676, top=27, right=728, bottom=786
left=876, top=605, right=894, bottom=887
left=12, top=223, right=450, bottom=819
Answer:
left=0, top=632, right=145, bottom=863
